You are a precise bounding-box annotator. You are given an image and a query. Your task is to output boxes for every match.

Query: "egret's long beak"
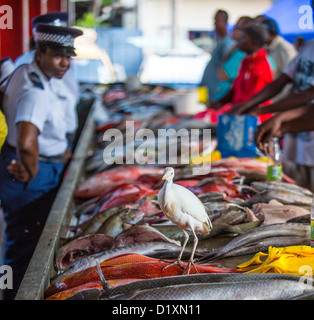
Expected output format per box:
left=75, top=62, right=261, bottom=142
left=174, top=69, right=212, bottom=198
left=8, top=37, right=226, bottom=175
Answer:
left=162, top=172, right=170, bottom=180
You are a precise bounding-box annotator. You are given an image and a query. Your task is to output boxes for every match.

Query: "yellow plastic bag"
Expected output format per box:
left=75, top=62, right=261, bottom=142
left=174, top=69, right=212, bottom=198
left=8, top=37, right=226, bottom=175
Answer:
left=190, top=150, right=221, bottom=165
left=0, top=109, right=7, bottom=152
left=237, top=246, right=314, bottom=276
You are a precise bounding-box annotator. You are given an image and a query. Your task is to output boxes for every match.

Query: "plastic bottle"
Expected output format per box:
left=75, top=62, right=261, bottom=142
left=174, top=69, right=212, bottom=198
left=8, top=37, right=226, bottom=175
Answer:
left=266, top=138, right=282, bottom=181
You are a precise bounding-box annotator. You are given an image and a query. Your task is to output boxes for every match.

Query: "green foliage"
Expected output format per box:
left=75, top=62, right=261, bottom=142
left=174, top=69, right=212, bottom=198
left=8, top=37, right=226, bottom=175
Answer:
left=102, top=0, right=112, bottom=5
left=76, top=12, right=98, bottom=28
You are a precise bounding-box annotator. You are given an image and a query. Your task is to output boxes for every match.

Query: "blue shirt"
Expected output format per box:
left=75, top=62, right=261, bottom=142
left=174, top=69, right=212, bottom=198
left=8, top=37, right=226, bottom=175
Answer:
left=200, top=34, right=235, bottom=102
left=214, top=48, right=246, bottom=101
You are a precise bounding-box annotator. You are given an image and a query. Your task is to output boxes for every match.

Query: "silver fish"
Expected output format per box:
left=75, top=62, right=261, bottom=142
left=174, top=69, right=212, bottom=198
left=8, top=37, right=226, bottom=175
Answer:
left=251, top=200, right=310, bottom=225
left=287, top=214, right=310, bottom=224
left=251, top=181, right=313, bottom=197
left=56, top=234, right=113, bottom=271
left=153, top=219, right=261, bottom=242
left=72, top=207, right=130, bottom=239
left=211, top=209, right=248, bottom=225
left=204, top=202, right=246, bottom=221
left=199, top=223, right=310, bottom=262
left=207, top=236, right=309, bottom=259
left=111, top=224, right=181, bottom=248
left=96, top=209, right=144, bottom=237
left=198, top=192, right=226, bottom=203
left=248, top=190, right=312, bottom=206
left=93, top=273, right=314, bottom=300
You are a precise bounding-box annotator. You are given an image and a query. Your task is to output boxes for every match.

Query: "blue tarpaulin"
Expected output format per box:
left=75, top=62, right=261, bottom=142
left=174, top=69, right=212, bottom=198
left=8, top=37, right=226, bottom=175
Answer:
left=263, top=0, right=314, bottom=43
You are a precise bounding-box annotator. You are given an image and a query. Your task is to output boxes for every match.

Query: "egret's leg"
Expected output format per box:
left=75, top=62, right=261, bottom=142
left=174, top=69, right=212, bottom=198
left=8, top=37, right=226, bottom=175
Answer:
left=177, top=229, right=189, bottom=262
left=161, top=229, right=189, bottom=271
left=184, top=228, right=199, bottom=275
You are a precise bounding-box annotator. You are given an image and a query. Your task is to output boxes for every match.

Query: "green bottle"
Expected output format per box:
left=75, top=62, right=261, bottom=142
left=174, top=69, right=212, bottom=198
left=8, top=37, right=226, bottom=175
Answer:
left=267, top=138, right=282, bottom=181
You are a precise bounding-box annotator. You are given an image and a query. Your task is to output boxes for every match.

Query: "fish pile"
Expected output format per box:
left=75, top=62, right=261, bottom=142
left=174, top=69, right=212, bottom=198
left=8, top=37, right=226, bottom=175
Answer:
left=45, top=253, right=237, bottom=299
left=47, top=272, right=314, bottom=300
left=197, top=223, right=310, bottom=262
left=44, top=85, right=314, bottom=300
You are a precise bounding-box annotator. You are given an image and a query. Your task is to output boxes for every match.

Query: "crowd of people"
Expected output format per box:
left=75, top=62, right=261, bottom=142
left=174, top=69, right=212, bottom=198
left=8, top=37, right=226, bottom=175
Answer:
left=0, top=12, right=82, bottom=300
left=199, top=7, right=314, bottom=192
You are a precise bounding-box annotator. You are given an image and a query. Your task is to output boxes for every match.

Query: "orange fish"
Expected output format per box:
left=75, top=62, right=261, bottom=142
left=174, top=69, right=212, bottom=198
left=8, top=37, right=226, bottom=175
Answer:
left=74, top=166, right=164, bottom=199
left=45, top=253, right=238, bottom=298
left=45, top=279, right=141, bottom=300
left=188, top=180, right=244, bottom=198
left=99, top=184, right=158, bottom=211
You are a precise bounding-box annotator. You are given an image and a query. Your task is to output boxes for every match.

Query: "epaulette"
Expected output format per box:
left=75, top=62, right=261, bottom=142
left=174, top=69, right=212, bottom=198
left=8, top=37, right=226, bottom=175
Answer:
left=28, top=71, right=44, bottom=90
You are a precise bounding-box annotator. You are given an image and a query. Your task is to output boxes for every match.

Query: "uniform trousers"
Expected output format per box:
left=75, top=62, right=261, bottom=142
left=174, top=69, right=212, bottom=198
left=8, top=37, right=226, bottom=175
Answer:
left=0, top=143, right=64, bottom=300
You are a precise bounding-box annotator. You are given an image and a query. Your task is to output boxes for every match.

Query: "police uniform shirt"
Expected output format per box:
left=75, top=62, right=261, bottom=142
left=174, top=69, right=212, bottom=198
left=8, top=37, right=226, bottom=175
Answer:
left=3, top=60, right=68, bottom=156
left=14, top=50, right=79, bottom=134
left=14, top=50, right=35, bottom=68
left=50, top=70, right=79, bottom=134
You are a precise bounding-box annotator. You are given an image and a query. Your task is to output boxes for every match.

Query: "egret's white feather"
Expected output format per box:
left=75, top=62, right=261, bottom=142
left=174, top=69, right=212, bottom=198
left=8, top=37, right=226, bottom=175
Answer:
left=157, top=167, right=212, bottom=274
left=158, top=167, right=212, bottom=234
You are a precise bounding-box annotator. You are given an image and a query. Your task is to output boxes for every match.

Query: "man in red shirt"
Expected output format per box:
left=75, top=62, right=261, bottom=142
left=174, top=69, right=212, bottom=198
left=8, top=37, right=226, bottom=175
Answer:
left=210, top=23, right=273, bottom=123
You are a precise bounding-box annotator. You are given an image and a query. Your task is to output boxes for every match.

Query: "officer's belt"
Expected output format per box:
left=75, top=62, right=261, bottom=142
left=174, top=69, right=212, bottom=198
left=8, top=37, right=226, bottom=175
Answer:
left=5, top=142, right=64, bottom=163
left=38, top=154, right=64, bottom=163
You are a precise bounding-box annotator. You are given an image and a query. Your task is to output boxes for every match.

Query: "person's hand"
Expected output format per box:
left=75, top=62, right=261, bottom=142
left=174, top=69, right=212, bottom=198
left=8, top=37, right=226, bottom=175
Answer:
left=247, top=108, right=261, bottom=117
left=7, top=159, right=31, bottom=183
left=230, top=103, right=246, bottom=114
left=209, top=101, right=223, bottom=110
left=63, top=147, right=72, bottom=165
left=217, top=67, right=229, bottom=81
left=254, top=115, right=283, bottom=154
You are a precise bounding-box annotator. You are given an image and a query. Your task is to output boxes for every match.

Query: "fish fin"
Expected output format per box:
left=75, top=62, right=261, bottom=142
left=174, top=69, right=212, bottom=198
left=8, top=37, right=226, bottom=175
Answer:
left=95, top=260, right=112, bottom=294
left=244, top=207, right=259, bottom=222
left=268, top=199, right=283, bottom=205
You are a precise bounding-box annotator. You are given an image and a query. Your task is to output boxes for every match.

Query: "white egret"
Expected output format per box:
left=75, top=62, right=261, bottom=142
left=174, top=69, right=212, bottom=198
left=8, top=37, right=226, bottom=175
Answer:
left=157, top=167, right=212, bottom=274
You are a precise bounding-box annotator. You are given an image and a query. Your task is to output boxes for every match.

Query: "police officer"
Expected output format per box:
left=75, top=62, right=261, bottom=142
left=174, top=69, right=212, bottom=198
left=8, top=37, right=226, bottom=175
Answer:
left=0, top=24, right=83, bottom=300
left=14, top=12, right=69, bottom=67
left=15, top=12, right=80, bottom=146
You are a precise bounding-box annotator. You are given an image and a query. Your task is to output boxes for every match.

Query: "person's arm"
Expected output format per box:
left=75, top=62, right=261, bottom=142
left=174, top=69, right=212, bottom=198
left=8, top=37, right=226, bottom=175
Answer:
left=7, top=121, right=39, bottom=182
left=255, top=85, right=314, bottom=115
left=232, top=73, right=292, bottom=114
left=210, top=89, right=234, bottom=110
left=281, top=105, right=314, bottom=133
left=254, top=103, right=314, bottom=153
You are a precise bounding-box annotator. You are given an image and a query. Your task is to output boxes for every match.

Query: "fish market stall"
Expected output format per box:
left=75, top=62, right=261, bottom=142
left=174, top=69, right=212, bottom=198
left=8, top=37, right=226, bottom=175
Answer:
left=15, top=84, right=314, bottom=300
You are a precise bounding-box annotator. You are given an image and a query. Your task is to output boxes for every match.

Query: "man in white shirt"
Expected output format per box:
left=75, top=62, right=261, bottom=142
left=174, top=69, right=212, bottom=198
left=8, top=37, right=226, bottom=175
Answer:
left=262, top=17, right=297, bottom=79
left=0, top=24, right=83, bottom=300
